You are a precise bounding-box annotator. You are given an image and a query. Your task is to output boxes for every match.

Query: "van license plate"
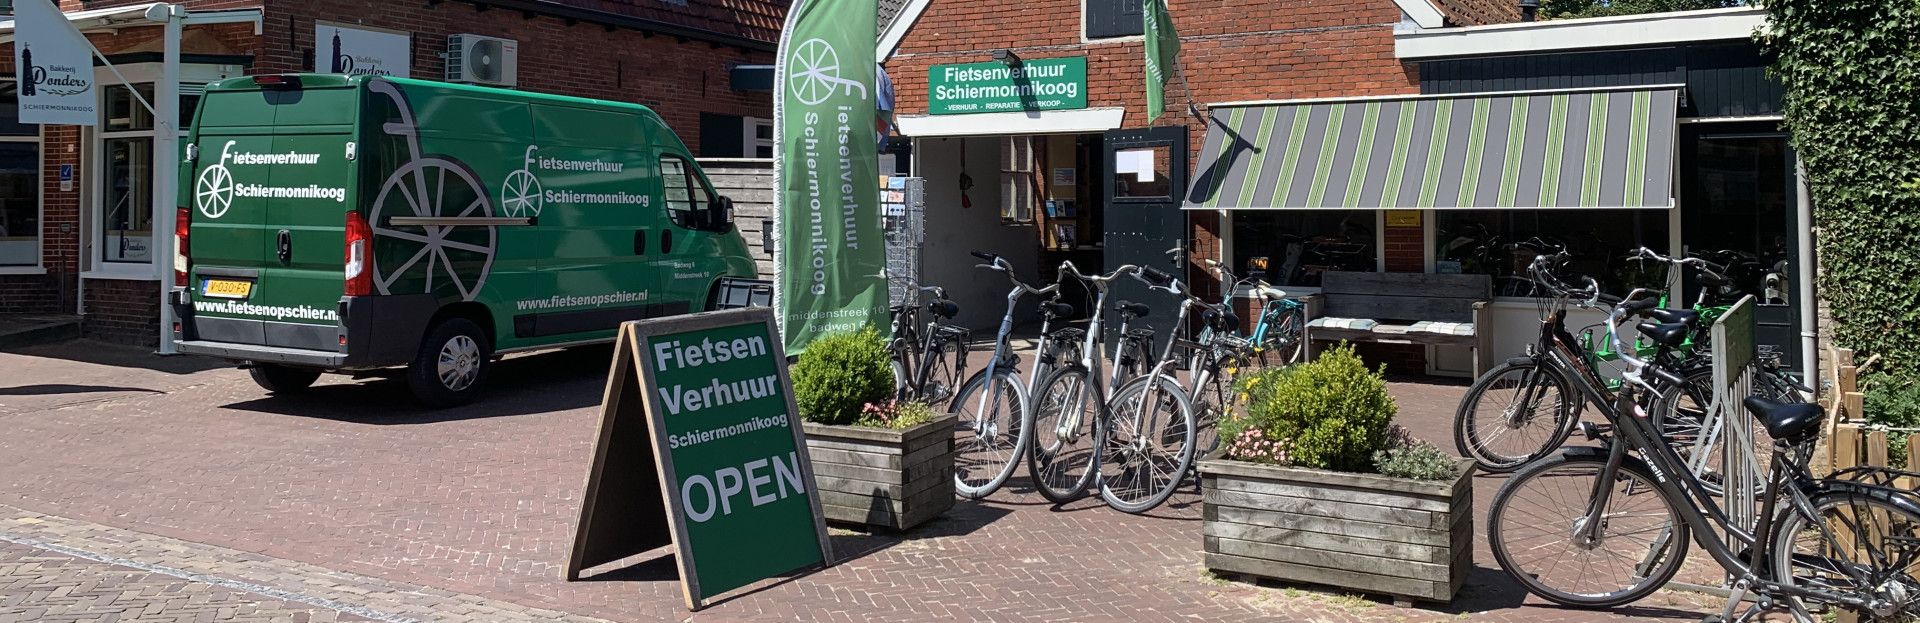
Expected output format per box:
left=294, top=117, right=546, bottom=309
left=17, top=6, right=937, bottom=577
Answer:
left=201, top=279, right=253, bottom=299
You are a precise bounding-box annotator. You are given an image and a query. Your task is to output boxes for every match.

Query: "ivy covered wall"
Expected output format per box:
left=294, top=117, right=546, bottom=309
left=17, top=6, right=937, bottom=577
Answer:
left=1761, top=0, right=1920, bottom=375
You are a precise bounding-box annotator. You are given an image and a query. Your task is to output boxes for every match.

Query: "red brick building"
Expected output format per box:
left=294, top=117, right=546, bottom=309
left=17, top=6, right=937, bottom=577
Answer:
left=1, top=0, right=780, bottom=346
left=878, top=0, right=1515, bottom=369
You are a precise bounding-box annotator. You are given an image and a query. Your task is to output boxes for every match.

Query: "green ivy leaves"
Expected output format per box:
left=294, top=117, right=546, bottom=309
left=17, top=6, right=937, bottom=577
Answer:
left=1761, top=0, right=1920, bottom=375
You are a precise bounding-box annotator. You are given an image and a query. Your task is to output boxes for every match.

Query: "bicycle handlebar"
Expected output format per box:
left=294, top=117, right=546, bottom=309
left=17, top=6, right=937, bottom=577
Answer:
left=972, top=251, right=1058, bottom=296
left=1058, top=260, right=1140, bottom=286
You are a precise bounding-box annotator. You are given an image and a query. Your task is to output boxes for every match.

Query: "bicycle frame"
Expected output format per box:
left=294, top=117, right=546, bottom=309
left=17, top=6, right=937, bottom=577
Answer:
left=1051, top=263, right=1142, bottom=439
left=1563, top=312, right=1890, bottom=618
left=966, top=258, right=1058, bottom=435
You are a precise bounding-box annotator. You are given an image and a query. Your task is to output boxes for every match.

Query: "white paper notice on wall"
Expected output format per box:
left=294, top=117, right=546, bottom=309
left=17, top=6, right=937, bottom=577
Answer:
left=1116, top=149, right=1156, bottom=183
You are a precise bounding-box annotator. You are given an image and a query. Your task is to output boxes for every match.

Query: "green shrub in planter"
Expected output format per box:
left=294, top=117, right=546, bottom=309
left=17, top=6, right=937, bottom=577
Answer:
left=1220, top=344, right=1396, bottom=473
left=792, top=328, right=895, bottom=426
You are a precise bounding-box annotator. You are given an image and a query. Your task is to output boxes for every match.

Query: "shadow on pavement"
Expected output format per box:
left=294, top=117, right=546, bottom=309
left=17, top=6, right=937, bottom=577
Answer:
left=0, top=383, right=163, bottom=396
left=576, top=551, right=682, bottom=583
left=5, top=340, right=228, bottom=375
left=221, top=346, right=616, bottom=423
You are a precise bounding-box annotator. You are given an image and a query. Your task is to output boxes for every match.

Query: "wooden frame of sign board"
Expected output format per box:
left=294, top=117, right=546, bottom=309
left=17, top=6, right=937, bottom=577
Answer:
left=566, top=308, right=835, bottom=611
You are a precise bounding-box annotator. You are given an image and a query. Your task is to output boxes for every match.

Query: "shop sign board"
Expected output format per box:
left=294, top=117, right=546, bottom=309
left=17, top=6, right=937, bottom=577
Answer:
left=12, top=0, right=98, bottom=126
left=928, top=57, right=1087, bottom=115
left=314, top=22, right=412, bottom=78
left=568, top=308, right=833, bottom=610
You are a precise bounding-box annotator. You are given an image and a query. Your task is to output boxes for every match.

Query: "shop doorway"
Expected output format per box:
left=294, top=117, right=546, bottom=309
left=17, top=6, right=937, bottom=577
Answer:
left=1679, top=123, right=1803, bottom=374
left=1102, top=126, right=1188, bottom=347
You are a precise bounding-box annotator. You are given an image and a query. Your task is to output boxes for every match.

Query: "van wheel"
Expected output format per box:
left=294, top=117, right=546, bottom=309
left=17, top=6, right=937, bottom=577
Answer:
left=407, top=318, right=491, bottom=408
left=249, top=364, right=322, bottom=394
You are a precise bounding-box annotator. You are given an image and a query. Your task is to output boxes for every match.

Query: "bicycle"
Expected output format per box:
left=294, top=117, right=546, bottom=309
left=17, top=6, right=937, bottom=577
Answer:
left=884, top=270, right=967, bottom=412
left=1204, top=259, right=1307, bottom=369
left=950, top=251, right=1060, bottom=499
left=1027, top=261, right=1155, bottom=503
left=1091, top=264, right=1200, bottom=514
left=1486, top=296, right=1920, bottom=623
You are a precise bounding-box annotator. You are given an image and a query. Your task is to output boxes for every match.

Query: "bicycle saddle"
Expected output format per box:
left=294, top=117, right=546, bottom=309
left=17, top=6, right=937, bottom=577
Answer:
left=1647, top=308, right=1701, bottom=327
left=928, top=299, right=960, bottom=319
left=1635, top=322, right=1690, bottom=349
left=1204, top=308, right=1240, bottom=332
left=1041, top=301, right=1075, bottom=318
left=1116, top=301, right=1150, bottom=318
left=1252, top=284, right=1288, bottom=301
left=1742, top=396, right=1824, bottom=443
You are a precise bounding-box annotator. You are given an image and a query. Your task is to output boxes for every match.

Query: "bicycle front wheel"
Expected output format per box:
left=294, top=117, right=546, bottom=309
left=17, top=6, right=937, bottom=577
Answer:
left=1488, top=451, right=1689, bottom=608
left=1027, top=365, right=1101, bottom=503
left=951, top=369, right=1031, bottom=499
left=1771, top=490, right=1920, bottom=621
left=1099, top=374, right=1196, bottom=514
left=1454, top=360, right=1578, bottom=473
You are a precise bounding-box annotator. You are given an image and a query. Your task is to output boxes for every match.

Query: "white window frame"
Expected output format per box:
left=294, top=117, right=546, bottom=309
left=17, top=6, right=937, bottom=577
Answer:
left=82, top=62, right=236, bottom=281
left=742, top=116, right=774, bottom=160
left=0, top=78, right=45, bottom=275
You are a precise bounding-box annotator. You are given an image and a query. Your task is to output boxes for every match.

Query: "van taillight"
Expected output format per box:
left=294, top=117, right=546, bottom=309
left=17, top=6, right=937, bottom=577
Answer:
left=173, top=208, right=190, bottom=287
left=344, top=212, right=372, bottom=296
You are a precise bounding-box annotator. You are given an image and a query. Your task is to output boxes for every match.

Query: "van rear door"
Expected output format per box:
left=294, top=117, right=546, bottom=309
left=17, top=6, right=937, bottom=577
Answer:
left=185, top=79, right=358, bottom=352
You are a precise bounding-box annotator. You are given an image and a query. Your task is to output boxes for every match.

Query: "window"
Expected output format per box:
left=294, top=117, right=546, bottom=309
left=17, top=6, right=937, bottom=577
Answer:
left=1085, top=0, right=1143, bottom=39
left=1000, top=136, right=1036, bottom=223
left=1434, top=210, right=1670, bottom=297
left=747, top=117, right=774, bottom=159
left=0, top=81, right=39, bottom=267
left=659, top=154, right=711, bottom=227
left=1112, top=146, right=1171, bottom=199
left=94, top=83, right=200, bottom=267
left=1230, top=210, right=1377, bottom=287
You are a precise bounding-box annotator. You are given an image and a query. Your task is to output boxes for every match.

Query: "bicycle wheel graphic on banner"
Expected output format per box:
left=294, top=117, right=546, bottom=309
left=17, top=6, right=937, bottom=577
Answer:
left=788, top=38, right=867, bottom=106
left=369, top=160, right=498, bottom=300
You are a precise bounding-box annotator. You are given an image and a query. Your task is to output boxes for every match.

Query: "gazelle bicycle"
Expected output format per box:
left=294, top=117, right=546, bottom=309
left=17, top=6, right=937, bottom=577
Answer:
left=950, top=251, right=1059, bottom=499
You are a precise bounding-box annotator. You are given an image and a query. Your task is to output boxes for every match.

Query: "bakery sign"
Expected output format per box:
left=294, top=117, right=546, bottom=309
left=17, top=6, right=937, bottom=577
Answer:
left=314, top=23, right=412, bottom=78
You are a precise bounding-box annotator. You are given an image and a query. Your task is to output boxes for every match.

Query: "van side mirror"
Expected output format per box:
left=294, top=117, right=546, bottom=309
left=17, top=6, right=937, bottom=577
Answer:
left=708, top=195, right=736, bottom=231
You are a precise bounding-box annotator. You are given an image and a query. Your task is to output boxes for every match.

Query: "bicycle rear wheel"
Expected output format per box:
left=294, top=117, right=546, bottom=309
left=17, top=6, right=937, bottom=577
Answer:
left=1099, top=374, right=1195, bottom=514
left=1262, top=310, right=1307, bottom=367
left=1771, top=490, right=1920, bottom=621
left=1454, top=360, right=1578, bottom=473
left=1488, top=452, right=1689, bottom=607
left=1027, top=365, right=1102, bottom=503
left=1191, top=352, right=1245, bottom=460
left=951, top=369, right=1031, bottom=499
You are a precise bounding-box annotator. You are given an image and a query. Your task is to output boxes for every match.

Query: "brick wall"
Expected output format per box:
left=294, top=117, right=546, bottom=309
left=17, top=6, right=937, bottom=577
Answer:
left=888, top=0, right=1419, bottom=299
left=83, top=279, right=162, bottom=347
left=254, top=0, right=775, bottom=153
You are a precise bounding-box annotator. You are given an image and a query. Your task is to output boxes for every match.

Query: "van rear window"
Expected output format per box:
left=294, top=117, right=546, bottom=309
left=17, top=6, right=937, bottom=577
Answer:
left=194, top=89, right=358, bottom=128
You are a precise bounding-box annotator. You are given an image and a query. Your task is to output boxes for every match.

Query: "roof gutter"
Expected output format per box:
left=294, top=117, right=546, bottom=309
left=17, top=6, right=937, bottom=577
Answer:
left=440, top=0, right=775, bottom=52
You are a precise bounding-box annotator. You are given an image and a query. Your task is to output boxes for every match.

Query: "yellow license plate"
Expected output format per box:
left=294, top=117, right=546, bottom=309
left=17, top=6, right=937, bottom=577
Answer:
left=201, top=279, right=253, bottom=299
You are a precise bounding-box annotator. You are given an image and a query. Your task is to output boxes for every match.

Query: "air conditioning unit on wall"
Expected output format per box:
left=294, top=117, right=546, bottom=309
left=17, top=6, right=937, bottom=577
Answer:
left=446, top=34, right=518, bottom=87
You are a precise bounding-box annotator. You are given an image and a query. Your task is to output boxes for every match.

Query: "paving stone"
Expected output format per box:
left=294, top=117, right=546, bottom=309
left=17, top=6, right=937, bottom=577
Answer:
left=0, top=342, right=1728, bottom=622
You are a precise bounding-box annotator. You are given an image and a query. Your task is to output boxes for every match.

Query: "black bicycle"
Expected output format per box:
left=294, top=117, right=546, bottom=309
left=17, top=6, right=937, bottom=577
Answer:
left=885, top=271, right=967, bottom=411
left=1487, top=297, right=1920, bottom=622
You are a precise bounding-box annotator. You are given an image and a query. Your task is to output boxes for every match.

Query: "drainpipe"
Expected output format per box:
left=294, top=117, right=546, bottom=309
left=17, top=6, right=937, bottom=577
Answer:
left=1795, top=159, right=1817, bottom=390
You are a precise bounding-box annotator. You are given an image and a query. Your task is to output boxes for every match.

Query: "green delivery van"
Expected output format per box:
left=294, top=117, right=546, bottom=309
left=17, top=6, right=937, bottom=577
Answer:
left=170, top=74, right=759, bottom=407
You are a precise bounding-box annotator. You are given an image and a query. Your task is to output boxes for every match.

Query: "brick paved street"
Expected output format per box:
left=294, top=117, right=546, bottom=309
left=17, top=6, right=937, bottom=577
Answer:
left=0, top=340, right=1728, bottom=622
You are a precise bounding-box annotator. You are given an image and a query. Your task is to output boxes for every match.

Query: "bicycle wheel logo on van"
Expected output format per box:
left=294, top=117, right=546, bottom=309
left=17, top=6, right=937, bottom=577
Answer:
left=195, top=141, right=237, bottom=219
left=500, top=145, right=545, bottom=218
left=787, top=39, right=868, bottom=105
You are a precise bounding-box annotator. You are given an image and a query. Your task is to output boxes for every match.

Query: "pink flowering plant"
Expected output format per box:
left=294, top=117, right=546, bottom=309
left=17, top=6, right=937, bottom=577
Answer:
left=1218, top=345, right=1405, bottom=474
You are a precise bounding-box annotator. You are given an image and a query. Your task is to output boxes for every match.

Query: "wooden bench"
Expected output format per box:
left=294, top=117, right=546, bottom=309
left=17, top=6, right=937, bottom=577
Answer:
left=1308, top=272, right=1493, bottom=376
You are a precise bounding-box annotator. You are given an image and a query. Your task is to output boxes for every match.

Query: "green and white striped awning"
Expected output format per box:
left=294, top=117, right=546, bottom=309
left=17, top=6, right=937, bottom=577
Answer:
left=1183, top=86, right=1680, bottom=210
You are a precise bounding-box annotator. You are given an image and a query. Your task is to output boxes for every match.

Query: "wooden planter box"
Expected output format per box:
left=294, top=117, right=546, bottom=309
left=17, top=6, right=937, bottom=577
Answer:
left=1198, top=456, right=1474, bottom=604
left=801, top=413, right=956, bottom=531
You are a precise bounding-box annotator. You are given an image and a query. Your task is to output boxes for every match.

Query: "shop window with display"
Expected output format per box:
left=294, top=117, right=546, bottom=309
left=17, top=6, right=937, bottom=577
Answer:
left=95, top=83, right=200, bottom=268
left=1229, top=210, right=1376, bottom=287
left=0, top=80, right=40, bottom=268
left=1434, top=210, right=1670, bottom=298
